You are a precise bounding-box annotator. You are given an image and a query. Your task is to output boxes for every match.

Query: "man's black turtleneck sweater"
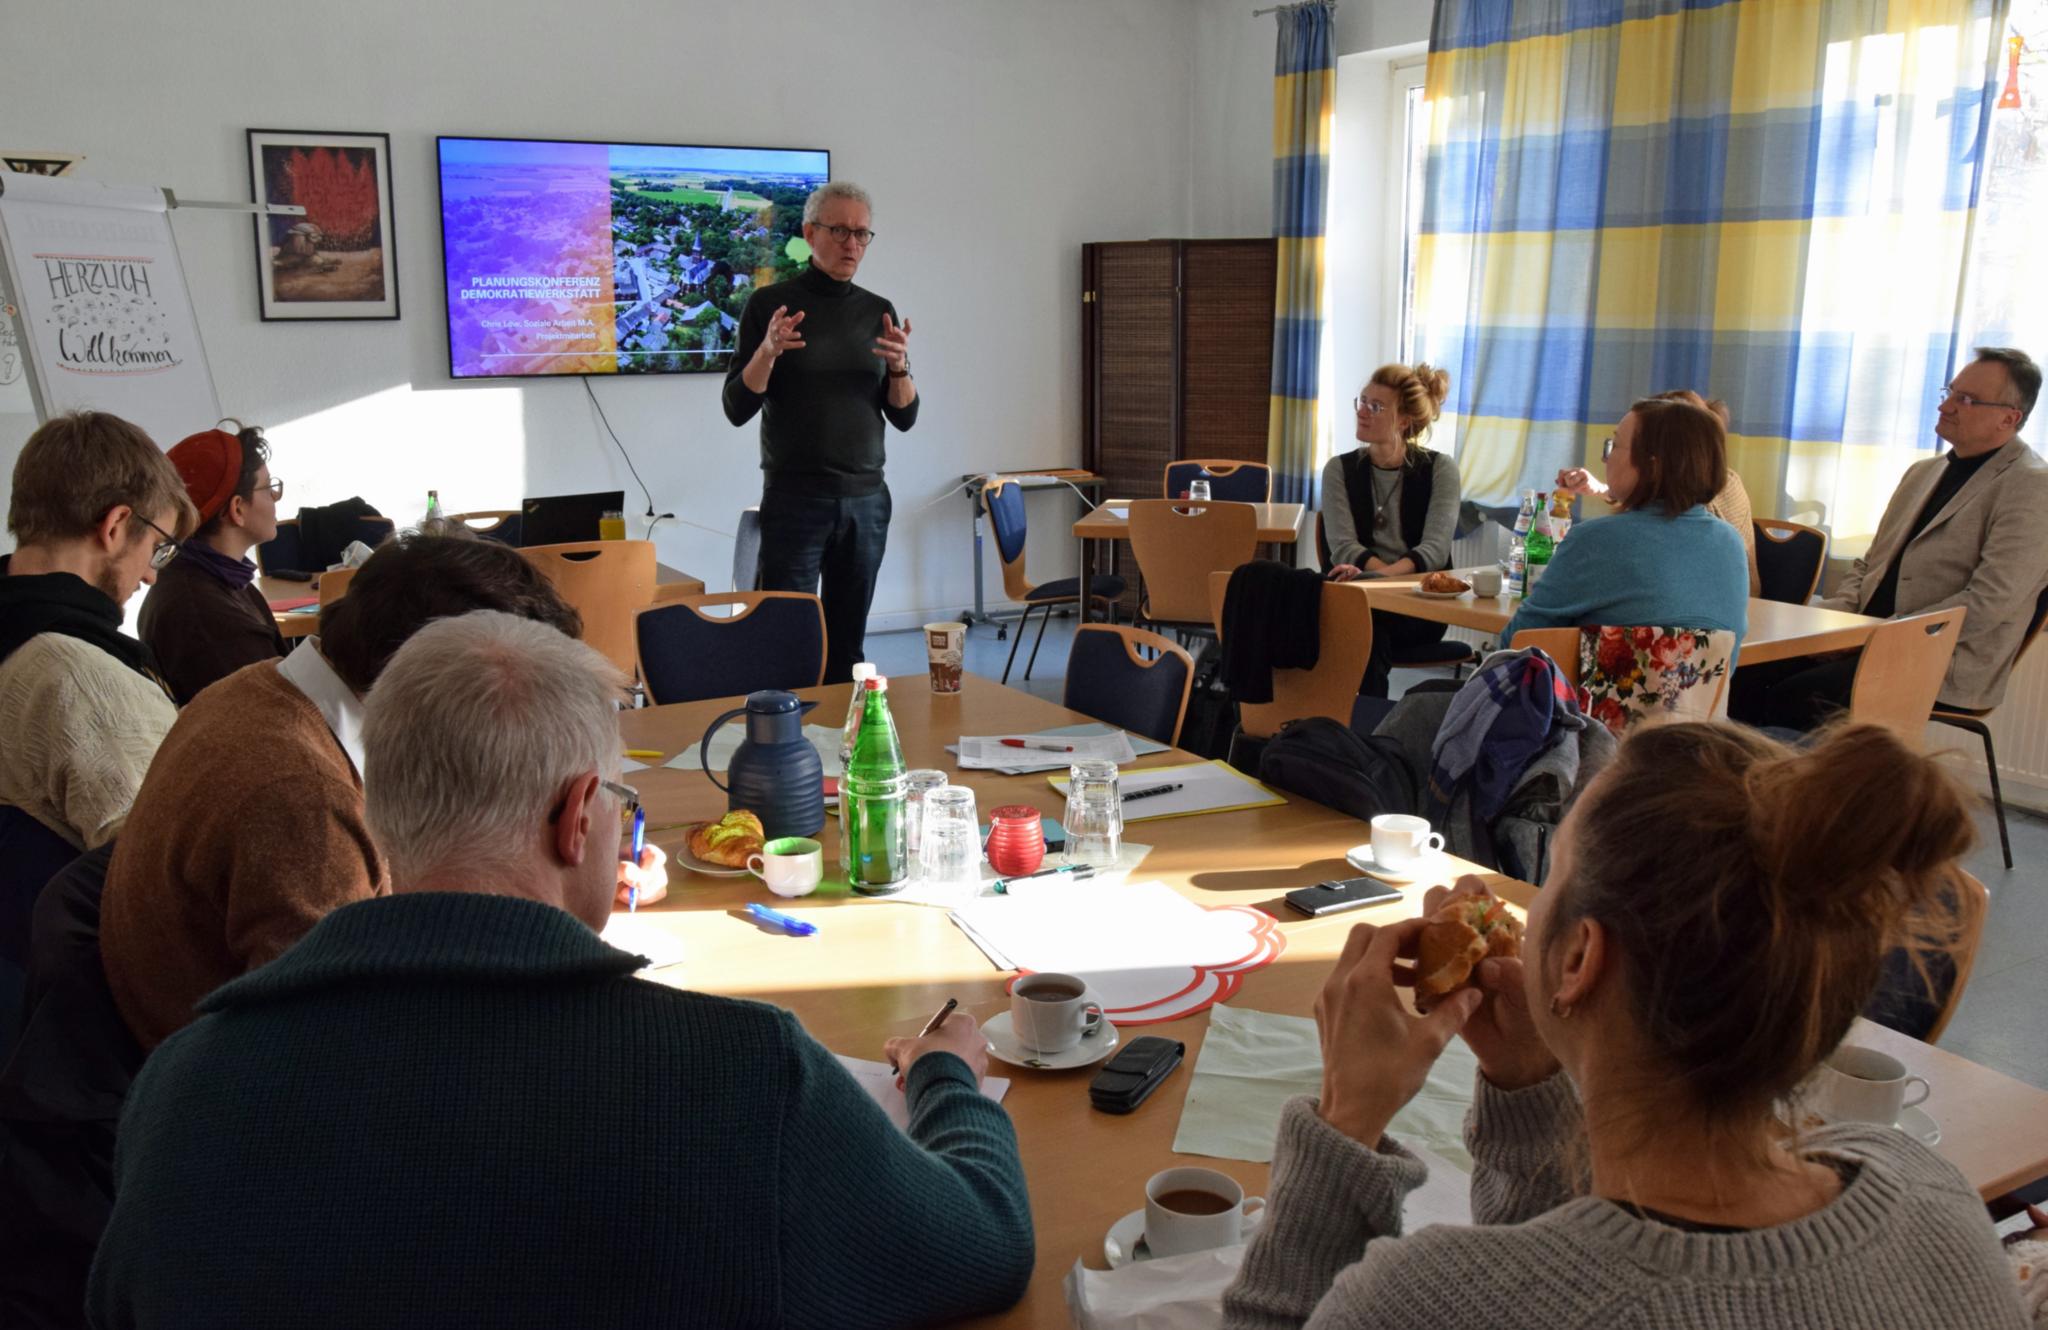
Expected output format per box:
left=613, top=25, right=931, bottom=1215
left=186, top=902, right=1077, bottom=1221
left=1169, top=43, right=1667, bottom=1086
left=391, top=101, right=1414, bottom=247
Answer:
left=722, top=262, right=919, bottom=498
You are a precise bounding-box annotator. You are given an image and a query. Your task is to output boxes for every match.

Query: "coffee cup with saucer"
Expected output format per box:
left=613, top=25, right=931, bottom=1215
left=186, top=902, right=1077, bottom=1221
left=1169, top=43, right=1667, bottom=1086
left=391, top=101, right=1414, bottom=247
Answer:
left=1104, top=1166, right=1266, bottom=1267
left=1347, top=814, right=1447, bottom=882
left=1802, top=1045, right=1940, bottom=1144
left=984, top=973, right=1120, bottom=1070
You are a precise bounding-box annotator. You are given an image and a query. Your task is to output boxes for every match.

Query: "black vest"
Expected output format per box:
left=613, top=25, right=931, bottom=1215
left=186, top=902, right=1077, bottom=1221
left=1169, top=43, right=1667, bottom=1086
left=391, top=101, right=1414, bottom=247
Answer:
left=1338, top=450, right=1442, bottom=569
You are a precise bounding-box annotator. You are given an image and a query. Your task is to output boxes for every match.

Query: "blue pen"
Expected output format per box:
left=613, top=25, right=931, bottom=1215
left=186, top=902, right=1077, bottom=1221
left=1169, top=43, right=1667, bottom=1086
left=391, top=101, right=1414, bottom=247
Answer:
left=624, top=806, right=647, bottom=912
left=747, top=902, right=818, bottom=937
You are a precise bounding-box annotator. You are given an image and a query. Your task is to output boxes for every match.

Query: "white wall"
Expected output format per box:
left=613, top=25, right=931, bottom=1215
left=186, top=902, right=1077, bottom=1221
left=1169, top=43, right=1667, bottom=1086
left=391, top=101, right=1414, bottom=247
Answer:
left=0, top=0, right=1203, bottom=627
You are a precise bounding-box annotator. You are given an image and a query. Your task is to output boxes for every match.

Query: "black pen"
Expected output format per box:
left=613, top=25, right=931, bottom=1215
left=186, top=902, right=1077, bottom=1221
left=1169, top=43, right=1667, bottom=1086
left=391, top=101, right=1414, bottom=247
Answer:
left=1121, top=782, right=1184, bottom=802
left=993, top=864, right=1098, bottom=894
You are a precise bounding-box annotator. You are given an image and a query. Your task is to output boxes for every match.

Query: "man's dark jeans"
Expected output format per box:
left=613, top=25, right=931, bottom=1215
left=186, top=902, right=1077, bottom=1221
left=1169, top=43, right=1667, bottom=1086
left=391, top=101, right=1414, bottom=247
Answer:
left=757, top=486, right=892, bottom=684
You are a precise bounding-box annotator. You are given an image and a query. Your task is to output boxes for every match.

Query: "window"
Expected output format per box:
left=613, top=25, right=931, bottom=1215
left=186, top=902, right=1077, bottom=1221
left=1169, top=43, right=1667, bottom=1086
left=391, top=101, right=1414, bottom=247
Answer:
left=1957, top=1, right=2048, bottom=361
left=1395, top=77, right=1428, bottom=363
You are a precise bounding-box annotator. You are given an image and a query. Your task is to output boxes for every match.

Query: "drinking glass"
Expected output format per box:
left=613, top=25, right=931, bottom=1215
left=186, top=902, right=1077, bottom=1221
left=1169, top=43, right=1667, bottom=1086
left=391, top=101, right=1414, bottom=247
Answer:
left=598, top=509, right=627, bottom=541
left=1064, top=759, right=1122, bottom=867
left=919, top=786, right=981, bottom=883
left=902, top=769, right=949, bottom=859
left=1188, top=478, right=1213, bottom=503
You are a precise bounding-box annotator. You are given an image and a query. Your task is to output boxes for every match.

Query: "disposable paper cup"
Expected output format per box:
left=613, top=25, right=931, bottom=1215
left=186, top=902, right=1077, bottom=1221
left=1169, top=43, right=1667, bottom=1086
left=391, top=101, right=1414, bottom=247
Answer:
left=925, top=621, right=966, bottom=693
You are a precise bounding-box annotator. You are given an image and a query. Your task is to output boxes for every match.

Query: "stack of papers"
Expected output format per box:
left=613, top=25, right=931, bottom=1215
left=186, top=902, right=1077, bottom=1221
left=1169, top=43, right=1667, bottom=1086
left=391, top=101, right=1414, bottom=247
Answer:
left=946, top=722, right=1168, bottom=775
left=1048, top=760, right=1284, bottom=822
left=834, top=1055, right=1010, bottom=1132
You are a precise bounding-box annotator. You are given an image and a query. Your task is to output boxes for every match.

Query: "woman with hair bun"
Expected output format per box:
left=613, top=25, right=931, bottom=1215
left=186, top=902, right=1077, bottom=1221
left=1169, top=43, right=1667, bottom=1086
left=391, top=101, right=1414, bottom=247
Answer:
left=1223, top=720, right=2031, bottom=1329
left=1322, top=362, right=1464, bottom=696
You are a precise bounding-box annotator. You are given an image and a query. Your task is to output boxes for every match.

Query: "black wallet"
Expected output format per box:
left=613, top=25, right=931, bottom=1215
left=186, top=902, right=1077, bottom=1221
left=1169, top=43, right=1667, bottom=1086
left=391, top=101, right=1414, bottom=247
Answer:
left=1089, top=1036, right=1184, bottom=1114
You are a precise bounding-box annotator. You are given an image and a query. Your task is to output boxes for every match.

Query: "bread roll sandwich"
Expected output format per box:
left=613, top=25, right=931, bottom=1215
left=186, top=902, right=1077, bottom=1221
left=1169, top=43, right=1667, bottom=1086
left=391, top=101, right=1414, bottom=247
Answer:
left=690, top=810, right=765, bottom=867
left=1414, top=893, right=1522, bottom=1005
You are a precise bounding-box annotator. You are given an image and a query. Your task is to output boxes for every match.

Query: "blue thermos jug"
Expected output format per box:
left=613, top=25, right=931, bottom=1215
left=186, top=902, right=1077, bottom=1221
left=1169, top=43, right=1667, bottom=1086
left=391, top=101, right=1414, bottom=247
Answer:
left=699, top=690, right=825, bottom=838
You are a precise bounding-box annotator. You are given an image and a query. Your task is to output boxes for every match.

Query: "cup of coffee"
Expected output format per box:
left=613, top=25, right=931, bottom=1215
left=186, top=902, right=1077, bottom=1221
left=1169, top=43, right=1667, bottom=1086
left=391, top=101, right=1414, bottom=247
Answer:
left=1370, top=813, right=1444, bottom=871
left=924, top=621, right=966, bottom=694
left=1143, top=1166, right=1265, bottom=1258
left=1815, top=1045, right=1930, bottom=1126
left=1471, top=566, right=1503, bottom=597
left=747, top=837, right=824, bottom=898
left=1010, top=972, right=1104, bottom=1054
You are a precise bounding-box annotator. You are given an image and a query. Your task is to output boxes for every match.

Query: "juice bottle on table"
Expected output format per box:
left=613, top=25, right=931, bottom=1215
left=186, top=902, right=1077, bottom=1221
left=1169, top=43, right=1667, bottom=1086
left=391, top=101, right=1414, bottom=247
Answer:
left=845, top=676, right=909, bottom=894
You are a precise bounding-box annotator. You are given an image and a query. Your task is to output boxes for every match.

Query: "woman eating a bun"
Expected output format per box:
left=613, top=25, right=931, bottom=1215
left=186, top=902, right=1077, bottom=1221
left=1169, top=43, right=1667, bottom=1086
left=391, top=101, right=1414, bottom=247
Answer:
left=1223, top=721, right=2032, bottom=1329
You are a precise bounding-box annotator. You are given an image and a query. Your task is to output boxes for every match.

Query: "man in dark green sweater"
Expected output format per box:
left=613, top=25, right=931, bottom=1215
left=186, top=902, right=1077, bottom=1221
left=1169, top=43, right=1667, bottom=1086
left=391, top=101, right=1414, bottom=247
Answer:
left=88, top=611, right=1032, bottom=1329
left=723, top=180, right=918, bottom=683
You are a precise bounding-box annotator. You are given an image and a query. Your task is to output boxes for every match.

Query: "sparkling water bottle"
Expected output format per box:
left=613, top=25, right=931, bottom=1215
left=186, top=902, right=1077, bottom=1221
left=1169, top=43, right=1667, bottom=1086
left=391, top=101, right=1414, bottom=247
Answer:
left=844, top=677, right=909, bottom=894
left=1506, top=535, right=1528, bottom=598
left=837, top=662, right=878, bottom=876
left=1512, top=488, right=1536, bottom=537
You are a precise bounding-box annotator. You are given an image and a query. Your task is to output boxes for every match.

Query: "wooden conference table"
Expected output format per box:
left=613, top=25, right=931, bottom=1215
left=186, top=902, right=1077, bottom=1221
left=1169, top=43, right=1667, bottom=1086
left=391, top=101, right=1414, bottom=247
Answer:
left=1354, top=574, right=1885, bottom=665
left=1073, top=500, right=1305, bottom=624
left=613, top=675, right=2048, bottom=1329
left=258, top=564, right=709, bottom=640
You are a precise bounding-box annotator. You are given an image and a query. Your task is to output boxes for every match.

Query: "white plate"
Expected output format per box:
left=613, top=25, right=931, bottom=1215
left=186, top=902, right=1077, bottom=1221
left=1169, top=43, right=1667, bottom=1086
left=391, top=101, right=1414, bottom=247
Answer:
left=1412, top=587, right=1469, bottom=600
left=1897, top=1105, right=1941, bottom=1145
left=984, top=1009, right=1121, bottom=1070
left=1104, top=1208, right=1152, bottom=1268
left=1104, top=1205, right=1264, bottom=1268
left=669, top=824, right=752, bottom=878
left=1345, top=844, right=1452, bottom=885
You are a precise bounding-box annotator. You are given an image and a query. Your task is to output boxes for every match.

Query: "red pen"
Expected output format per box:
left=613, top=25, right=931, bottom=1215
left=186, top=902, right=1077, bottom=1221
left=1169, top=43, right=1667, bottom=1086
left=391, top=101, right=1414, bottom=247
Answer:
left=1001, top=738, right=1075, bottom=752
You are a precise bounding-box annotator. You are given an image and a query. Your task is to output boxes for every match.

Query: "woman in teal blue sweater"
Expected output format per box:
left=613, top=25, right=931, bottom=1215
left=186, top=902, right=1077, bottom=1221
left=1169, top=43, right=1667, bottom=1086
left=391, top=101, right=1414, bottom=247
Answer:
left=1503, top=397, right=1749, bottom=645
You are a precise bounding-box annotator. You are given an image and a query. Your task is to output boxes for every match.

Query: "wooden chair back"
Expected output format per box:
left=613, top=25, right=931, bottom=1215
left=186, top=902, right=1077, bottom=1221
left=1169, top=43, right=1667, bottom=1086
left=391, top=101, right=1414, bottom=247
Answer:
left=1163, top=459, right=1273, bottom=503
left=1128, top=500, right=1259, bottom=627
left=519, top=539, right=657, bottom=674
left=315, top=565, right=357, bottom=609
left=1208, top=572, right=1374, bottom=738
left=1923, top=869, right=1990, bottom=1043
left=1848, top=608, right=1966, bottom=741
left=443, top=509, right=521, bottom=542
left=1510, top=628, right=1580, bottom=688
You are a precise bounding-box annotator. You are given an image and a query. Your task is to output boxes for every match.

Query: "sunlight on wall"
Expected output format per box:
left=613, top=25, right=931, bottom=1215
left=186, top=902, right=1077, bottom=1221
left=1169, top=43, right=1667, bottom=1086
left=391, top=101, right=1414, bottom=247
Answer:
left=265, top=382, right=528, bottom=527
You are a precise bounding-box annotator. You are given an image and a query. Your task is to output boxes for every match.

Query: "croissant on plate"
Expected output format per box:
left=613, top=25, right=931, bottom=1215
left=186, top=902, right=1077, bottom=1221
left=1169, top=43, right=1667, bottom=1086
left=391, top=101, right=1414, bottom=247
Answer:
left=690, top=810, right=765, bottom=867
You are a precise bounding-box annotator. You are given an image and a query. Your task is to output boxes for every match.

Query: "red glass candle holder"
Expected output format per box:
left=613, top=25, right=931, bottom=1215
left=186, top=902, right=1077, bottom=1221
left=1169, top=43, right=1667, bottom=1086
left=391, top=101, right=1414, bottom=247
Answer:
left=985, top=805, right=1046, bottom=877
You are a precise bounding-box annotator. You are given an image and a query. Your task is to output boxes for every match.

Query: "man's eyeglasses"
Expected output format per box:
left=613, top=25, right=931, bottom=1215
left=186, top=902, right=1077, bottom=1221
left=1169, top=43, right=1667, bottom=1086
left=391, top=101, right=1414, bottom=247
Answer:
left=815, top=223, right=876, bottom=247
left=1601, top=436, right=1617, bottom=461
left=1352, top=396, right=1387, bottom=416
left=136, top=515, right=180, bottom=570
left=547, top=778, right=642, bottom=846
left=1940, top=387, right=2021, bottom=412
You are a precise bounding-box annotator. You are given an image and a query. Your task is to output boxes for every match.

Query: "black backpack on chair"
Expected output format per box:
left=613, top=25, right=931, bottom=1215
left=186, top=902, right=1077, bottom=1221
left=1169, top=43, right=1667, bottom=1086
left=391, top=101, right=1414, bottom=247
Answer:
left=1256, top=716, right=1419, bottom=822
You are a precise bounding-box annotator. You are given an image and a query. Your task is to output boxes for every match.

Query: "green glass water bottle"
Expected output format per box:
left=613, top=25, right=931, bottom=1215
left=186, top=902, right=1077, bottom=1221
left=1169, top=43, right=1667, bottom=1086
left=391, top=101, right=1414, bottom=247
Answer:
left=844, top=676, right=909, bottom=893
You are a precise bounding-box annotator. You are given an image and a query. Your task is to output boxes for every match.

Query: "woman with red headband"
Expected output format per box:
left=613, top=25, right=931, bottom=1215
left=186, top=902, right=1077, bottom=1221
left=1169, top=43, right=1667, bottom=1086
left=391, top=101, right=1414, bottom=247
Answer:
left=137, top=421, right=288, bottom=704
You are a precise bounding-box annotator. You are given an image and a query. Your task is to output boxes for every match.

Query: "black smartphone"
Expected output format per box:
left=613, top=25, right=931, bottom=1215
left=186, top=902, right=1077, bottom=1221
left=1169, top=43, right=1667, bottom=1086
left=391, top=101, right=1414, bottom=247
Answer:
left=1089, top=1036, right=1185, bottom=1114
left=1284, top=876, right=1405, bottom=917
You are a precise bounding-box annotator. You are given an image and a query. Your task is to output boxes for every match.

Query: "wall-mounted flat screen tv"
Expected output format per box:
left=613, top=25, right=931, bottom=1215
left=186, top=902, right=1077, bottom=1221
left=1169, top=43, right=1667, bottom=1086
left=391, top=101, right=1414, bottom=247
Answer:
left=436, top=136, right=830, bottom=379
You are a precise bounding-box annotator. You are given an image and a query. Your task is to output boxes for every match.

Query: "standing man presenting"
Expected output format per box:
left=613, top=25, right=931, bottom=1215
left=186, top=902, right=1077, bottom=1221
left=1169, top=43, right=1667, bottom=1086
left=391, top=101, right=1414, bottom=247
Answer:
left=723, top=180, right=917, bottom=682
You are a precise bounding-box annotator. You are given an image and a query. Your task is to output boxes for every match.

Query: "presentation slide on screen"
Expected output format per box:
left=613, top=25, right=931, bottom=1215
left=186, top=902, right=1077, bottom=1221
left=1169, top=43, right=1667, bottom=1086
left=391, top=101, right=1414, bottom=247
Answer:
left=438, top=138, right=828, bottom=379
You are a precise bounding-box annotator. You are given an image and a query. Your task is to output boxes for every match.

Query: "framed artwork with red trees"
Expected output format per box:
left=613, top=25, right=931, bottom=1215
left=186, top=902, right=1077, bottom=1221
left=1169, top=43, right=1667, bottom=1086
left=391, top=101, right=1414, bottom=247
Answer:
left=247, top=129, right=399, bottom=321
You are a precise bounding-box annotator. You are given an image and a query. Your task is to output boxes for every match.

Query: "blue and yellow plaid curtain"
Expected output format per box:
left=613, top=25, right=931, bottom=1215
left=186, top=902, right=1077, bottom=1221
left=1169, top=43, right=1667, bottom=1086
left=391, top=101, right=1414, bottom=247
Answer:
left=1418, top=0, right=2010, bottom=540
left=1269, top=0, right=1335, bottom=509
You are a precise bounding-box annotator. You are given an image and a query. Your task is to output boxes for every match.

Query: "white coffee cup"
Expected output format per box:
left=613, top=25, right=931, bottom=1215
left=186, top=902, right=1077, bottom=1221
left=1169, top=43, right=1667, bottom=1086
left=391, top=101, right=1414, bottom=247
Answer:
left=1816, top=1045, right=1930, bottom=1126
left=747, top=837, right=823, bottom=898
left=1471, top=566, right=1503, bottom=597
left=1143, top=1166, right=1266, bottom=1258
left=1370, top=813, right=1444, bottom=870
left=1010, top=972, right=1104, bottom=1054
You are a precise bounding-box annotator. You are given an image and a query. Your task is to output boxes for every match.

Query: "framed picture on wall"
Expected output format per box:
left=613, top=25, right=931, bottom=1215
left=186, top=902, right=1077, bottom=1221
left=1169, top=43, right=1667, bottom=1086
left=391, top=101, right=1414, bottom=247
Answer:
left=246, top=129, right=399, bottom=321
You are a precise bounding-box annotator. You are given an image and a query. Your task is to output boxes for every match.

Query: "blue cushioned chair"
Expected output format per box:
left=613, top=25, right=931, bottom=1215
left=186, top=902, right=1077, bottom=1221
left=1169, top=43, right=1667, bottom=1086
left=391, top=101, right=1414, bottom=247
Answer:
left=1163, top=460, right=1272, bottom=503
left=983, top=480, right=1126, bottom=685
left=1753, top=518, right=1828, bottom=605
left=0, top=806, right=84, bottom=1068
left=1062, top=625, right=1194, bottom=747
left=1862, top=869, right=1986, bottom=1042
left=634, top=591, right=827, bottom=705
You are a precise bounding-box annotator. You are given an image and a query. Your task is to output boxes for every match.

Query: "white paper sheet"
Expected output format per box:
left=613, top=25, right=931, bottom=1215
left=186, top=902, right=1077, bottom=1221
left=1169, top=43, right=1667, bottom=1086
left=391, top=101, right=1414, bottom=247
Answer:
left=833, top=1055, right=1010, bottom=1132
left=955, top=730, right=1138, bottom=771
left=1050, top=761, right=1284, bottom=822
left=944, top=722, right=1167, bottom=775
left=675, top=722, right=845, bottom=777
left=599, top=916, right=686, bottom=970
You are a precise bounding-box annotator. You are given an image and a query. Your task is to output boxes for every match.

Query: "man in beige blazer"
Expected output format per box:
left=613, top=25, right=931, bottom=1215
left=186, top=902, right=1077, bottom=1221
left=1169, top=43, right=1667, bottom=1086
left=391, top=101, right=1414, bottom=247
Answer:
left=1738, top=347, right=2048, bottom=729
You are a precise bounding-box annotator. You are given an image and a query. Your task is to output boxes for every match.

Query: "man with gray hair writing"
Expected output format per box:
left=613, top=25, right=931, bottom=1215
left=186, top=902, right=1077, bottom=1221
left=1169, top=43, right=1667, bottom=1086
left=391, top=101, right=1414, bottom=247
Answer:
left=723, top=180, right=918, bottom=682
left=89, top=611, right=1032, bottom=1328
